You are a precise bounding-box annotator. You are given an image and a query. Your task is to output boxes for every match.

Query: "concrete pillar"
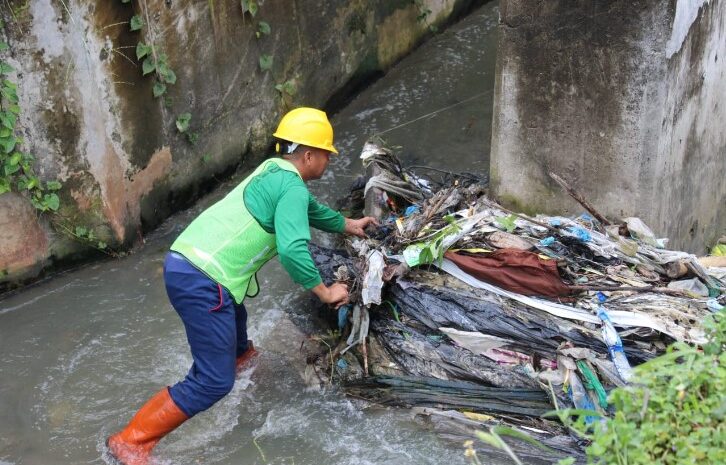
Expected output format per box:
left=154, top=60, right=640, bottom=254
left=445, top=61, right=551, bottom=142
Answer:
left=490, top=0, right=726, bottom=253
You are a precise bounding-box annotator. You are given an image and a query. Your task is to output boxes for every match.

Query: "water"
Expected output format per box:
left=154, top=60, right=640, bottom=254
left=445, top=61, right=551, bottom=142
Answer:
left=0, top=3, right=499, bottom=464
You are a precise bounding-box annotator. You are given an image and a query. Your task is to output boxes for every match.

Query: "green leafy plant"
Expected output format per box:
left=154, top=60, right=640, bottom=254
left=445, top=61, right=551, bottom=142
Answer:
left=479, top=313, right=726, bottom=465
left=129, top=15, right=144, bottom=31
left=123, top=1, right=176, bottom=99
left=175, top=113, right=191, bottom=133
left=495, top=214, right=517, bottom=232
left=72, top=226, right=107, bottom=250
left=275, top=79, right=296, bottom=108
left=186, top=132, right=199, bottom=145
left=50, top=217, right=116, bottom=254
left=0, top=32, right=60, bottom=212
left=410, top=0, right=437, bottom=33
left=417, top=215, right=461, bottom=265
left=240, top=0, right=259, bottom=18
left=275, top=79, right=296, bottom=97
left=259, top=54, right=273, bottom=71
left=136, top=44, right=176, bottom=98
left=256, top=21, right=270, bottom=38
left=571, top=312, right=725, bottom=465
left=175, top=113, right=198, bottom=144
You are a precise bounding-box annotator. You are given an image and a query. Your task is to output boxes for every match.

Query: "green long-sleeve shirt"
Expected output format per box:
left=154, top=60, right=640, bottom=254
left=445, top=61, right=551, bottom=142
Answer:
left=243, top=158, right=345, bottom=289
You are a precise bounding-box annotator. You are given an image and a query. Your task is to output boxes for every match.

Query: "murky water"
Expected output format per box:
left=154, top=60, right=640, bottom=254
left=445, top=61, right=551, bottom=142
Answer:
left=0, top=3, right=499, bottom=464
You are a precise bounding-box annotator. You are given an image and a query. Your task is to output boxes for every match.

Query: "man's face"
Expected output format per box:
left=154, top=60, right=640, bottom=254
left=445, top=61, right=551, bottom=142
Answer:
left=306, top=148, right=331, bottom=180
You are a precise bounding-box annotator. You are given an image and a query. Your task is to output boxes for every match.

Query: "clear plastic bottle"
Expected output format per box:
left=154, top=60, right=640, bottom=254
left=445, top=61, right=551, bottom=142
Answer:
left=597, top=305, right=633, bottom=382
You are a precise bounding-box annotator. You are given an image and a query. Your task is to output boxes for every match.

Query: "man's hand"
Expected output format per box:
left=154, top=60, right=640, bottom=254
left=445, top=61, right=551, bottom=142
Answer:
left=343, top=217, right=380, bottom=238
left=312, top=282, right=349, bottom=309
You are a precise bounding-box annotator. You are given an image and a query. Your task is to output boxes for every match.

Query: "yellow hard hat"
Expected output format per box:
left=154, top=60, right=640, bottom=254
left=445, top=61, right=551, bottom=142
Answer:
left=273, top=107, right=338, bottom=154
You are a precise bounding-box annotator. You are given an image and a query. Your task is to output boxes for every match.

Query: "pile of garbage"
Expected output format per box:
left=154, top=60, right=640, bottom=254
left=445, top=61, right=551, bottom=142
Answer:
left=307, top=141, right=725, bottom=462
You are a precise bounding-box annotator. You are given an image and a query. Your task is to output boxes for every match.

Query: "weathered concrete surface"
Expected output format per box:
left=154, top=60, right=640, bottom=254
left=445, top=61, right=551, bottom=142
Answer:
left=0, top=192, right=50, bottom=280
left=490, top=0, right=726, bottom=253
left=0, top=0, right=482, bottom=287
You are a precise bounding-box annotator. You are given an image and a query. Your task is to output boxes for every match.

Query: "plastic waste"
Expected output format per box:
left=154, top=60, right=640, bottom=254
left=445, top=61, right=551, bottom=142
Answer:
left=404, top=205, right=420, bottom=217
left=707, top=299, right=724, bottom=313
left=577, top=360, right=608, bottom=409
left=402, top=211, right=488, bottom=267
left=403, top=243, right=424, bottom=267
left=539, top=236, right=555, bottom=246
left=567, top=372, right=598, bottom=423
left=342, top=305, right=370, bottom=353
left=565, top=225, right=592, bottom=242
left=438, top=327, right=512, bottom=355
left=361, top=250, right=385, bottom=306
left=338, top=305, right=351, bottom=330
left=624, top=217, right=658, bottom=247
left=596, top=300, right=633, bottom=382
left=578, top=213, right=594, bottom=222
left=667, top=278, right=709, bottom=297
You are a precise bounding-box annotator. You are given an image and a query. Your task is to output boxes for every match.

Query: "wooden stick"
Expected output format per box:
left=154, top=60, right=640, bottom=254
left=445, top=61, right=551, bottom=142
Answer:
left=548, top=171, right=612, bottom=226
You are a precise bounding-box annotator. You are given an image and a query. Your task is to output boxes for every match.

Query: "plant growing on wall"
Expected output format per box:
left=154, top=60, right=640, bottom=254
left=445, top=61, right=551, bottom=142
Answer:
left=0, top=24, right=60, bottom=213
left=118, top=1, right=177, bottom=99
left=256, top=21, right=270, bottom=38
left=410, top=0, right=437, bottom=33
left=175, top=112, right=198, bottom=144
left=0, top=19, right=114, bottom=254
left=136, top=44, right=176, bottom=98
left=274, top=78, right=297, bottom=110
left=239, top=1, right=277, bottom=74
left=240, top=0, right=260, bottom=19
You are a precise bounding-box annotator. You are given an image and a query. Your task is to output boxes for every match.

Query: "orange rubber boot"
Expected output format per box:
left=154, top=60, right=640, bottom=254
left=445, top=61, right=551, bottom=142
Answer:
left=107, top=387, right=188, bottom=465
left=235, top=340, right=259, bottom=374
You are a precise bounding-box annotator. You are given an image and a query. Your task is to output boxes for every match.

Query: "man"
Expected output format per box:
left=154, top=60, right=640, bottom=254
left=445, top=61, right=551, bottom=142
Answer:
left=107, top=107, right=378, bottom=465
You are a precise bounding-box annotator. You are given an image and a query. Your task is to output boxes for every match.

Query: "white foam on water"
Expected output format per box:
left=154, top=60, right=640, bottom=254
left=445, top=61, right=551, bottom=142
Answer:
left=246, top=391, right=459, bottom=465
left=161, top=367, right=258, bottom=455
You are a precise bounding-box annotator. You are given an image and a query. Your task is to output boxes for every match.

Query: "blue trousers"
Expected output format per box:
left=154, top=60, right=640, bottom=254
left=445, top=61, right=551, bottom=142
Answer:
left=163, top=252, right=250, bottom=417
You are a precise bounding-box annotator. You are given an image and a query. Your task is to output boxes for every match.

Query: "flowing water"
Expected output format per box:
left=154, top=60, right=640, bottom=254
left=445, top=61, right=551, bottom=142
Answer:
left=0, top=3, right=499, bottom=464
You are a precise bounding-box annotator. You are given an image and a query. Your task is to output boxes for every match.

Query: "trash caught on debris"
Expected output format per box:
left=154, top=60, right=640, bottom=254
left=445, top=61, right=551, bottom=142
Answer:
left=303, top=140, right=724, bottom=461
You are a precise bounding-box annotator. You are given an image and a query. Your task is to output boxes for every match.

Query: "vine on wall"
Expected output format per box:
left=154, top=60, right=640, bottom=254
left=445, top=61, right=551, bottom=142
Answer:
left=0, top=20, right=61, bottom=212
left=119, top=1, right=177, bottom=98
left=0, top=17, right=115, bottom=254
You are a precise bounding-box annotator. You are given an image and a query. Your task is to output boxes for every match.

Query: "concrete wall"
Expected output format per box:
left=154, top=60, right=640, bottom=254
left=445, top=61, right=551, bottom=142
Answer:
left=490, top=0, right=726, bottom=253
left=0, top=0, right=481, bottom=287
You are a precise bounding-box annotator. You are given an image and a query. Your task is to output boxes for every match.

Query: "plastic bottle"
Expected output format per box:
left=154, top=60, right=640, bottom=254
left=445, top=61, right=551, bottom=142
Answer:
left=597, top=305, right=633, bottom=382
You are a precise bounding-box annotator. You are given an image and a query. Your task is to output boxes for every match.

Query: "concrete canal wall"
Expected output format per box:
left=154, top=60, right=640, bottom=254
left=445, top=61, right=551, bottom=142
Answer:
left=0, top=0, right=482, bottom=287
left=490, top=0, right=726, bottom=253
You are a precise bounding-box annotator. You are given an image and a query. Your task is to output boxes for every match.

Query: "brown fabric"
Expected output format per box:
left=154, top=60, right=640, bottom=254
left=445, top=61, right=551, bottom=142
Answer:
left=444, top=249, right=571, bottom=298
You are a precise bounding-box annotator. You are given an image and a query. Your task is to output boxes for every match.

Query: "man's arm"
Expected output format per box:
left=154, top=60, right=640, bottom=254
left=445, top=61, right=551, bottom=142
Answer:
left=274, top=187, right=349, bottom=307
left=307, top=195, right=345, bottom=233
left=308, top=195, right=380, bottom=237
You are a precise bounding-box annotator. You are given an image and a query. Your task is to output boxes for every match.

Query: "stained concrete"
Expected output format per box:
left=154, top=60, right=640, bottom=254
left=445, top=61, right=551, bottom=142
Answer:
left=0, top=0, right=482, bottom=287
left=491, top=0, right=725, bottom=253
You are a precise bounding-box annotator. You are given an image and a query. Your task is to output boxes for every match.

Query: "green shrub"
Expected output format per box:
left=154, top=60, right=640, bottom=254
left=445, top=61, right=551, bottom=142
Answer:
left=559, top=312, right=725, bottom=464
left=474, top=313, right=725, bottom=464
